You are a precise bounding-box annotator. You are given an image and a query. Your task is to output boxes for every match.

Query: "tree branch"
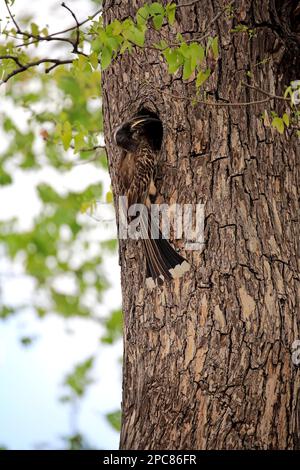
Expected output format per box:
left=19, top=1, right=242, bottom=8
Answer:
left=70, top=144, right=106, bottom=154
left=0, top=57, right=73, bottom=83
left=177, top=0, right=201, bottom=7
left=4, top=1, right=101, bottom=50
left=61, top=2, right=80, bottom=53
left=4, top=0, right=21, bottom=33
left=242, top=82, right=290, bottom=102
left=0, top=54, right=23, bottom=68
left=146, top=81, right=272, bottom=107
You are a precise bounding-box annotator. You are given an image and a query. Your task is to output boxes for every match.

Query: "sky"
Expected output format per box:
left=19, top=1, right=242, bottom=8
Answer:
left=0, top=0, right=123, bottom=450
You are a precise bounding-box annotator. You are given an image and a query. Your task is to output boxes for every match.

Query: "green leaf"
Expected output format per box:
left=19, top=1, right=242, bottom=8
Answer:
left=284, top=86, right=292, bottom=99
left=37, top=184, right=61, bottom=203
left=106, top=190, right=113, bottom=203
left=153, top=39, right=168, bottom=50
left=0, top=306, right=16, bottom=319
left=163, top=48, right=183, bottom=74
left=183, top=58, right=192, bottom=80
left=122, top=20, right=146, bottom=47
left=30, top=22, right=39, bottom=36
left=107, top=36, right=121, bottom=52
left=211, top=36, right=219, bottom=59
left=64, top=357, right=94, bottom=397
left=152, top=13, right=164, bottom=30
left=196, top=68, right=211, bottom=88
left=272, top=116, right=284, bottom=134
left=101, top=309, right=123, bottom=344
left=20, top=336, right=36, bottom=347
left=101, top=46, right=113, bottom=70
left=106, top=410, right=121, bottom=431
left=136, top=5, right=150, bottom=26
left=89, top=51, right=99, bottom=70
left=129, top=26, right=145, bottom=47
left=282, top=113, right=289, bottom=127
left=80, top=199, right=96, bottom=214
left=120, top=40, right=132, bottom=54
left=111, top=19, right=123, bottom=36
left=74, top=132, right=86, bottom=153
left=41, top=27, right=48, bottom=37
left=149, top=2, right=165, bottom=30
left=61, top=121, right=72, bottom=150
left=189, top=43, right=205, bottom=69
left=148, top=2, right=165, bottom=15
left=166, top=3, right=176, bottom=25
left=178, top=42, right=189, bottom=58
left=0, top=168, right=12, bottom=186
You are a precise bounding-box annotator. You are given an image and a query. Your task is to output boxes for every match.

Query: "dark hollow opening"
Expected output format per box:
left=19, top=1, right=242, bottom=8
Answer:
left=135, top=107, right=163, bottom=151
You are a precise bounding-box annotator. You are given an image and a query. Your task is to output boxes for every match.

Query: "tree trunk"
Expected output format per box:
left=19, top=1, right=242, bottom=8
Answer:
left=101, top=0, right=300, bottom=450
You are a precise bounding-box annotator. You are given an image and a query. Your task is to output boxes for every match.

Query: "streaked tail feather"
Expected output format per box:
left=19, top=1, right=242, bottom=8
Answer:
left=140, top=210, right=190, bottom=289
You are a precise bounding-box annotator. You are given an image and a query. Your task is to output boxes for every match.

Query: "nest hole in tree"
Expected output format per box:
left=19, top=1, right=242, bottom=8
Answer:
left=135, top=107, right=163, bottom=152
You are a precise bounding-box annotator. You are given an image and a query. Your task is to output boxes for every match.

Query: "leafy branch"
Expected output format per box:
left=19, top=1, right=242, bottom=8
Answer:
left=4, top=0, right=102, bottom=48
left=1, top=0, right=299, bottom=131
left=0, top=1, right=101, bottom=83
left=0, top=56, right=73, bottom=83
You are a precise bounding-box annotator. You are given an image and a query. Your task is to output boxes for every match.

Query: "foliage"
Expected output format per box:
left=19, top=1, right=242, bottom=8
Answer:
left=61, top=433, right=94, bottom=451
left=0, top=0, right=121, bottom=450
left=101, top=309, right=123, bottom=344
left=63, top=356, right=95, bottom=398
left=106, top=410, right=122, bottom=432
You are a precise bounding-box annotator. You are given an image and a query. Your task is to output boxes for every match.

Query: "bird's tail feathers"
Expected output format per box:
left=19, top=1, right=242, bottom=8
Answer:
left=140, top=210, right=190, bottom=289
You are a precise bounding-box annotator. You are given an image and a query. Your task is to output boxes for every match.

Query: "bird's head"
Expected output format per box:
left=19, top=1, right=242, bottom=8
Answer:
left=113, top=115, right=161, bottom=152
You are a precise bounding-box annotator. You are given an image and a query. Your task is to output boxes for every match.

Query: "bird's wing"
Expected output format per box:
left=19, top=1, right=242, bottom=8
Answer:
left=126, top=144, right=155, bottom=208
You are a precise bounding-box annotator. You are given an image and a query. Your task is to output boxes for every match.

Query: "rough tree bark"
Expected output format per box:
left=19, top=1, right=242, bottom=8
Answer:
left=101, top=0, right=300, bottom=449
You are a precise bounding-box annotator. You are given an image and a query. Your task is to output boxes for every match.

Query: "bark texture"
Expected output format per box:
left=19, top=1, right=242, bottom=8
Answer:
left=101, top=0, right=300, bottom=449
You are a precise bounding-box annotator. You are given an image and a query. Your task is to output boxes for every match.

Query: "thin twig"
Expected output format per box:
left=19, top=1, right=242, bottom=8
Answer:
left=4, top=1, right=101, bottom=49
left=70, top=144, right=106, bottom=153
left=72, top=156, right=101, bottom=166
left=4, top=0, right=21, bottom=32
left=148, top=2, right=233, bottom=50
left=1, top=58, right=73, bottom=83
left=44, top=60, right=73, bottom=74
left=16, top=36, right=73, bottom=49
left=0, top=54, right=23, bottom=67
left=194, top=3, right=233, bottom=42
left=242, top=82, right=290, bottom=102
left=49, top=7, right=102, bottom=37
left=61, top=2, right=80, bottom=52
left=4, top=1, right=74, bottom=48
left=147, top=81, right=271, bottom=107
left=178, top=0, right=201, bottom=7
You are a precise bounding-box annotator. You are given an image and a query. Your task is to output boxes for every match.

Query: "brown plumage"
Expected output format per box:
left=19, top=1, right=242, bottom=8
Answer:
left=114, top=115, right=190, bottom=288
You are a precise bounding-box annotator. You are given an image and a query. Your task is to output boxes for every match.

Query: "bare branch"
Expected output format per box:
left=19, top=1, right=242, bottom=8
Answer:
left=4, top=1, right=101, bottom=50
left=50, top=7, right=102, bottom=37
left=44, top=60, right=73, bottom=74
left=1, top=58, right=73, bottom=84
left=177, top=0, right=201, bottom=7
left=0, top=54, right=23, bottom=68
left=242, top=82, right=290, bottom=102
left=61, top=2, right=80, bottom=53
left=4, top=0, right=21, bottom=33
left=70, top=144, right=106, bottom=154
left=147, top=81, right=272, bottom=107
left=72, top=156, right=103, bottom=166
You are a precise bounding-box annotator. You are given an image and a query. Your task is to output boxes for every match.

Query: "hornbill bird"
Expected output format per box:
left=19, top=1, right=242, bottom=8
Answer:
left=114, top=114, right=190, bottom=288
